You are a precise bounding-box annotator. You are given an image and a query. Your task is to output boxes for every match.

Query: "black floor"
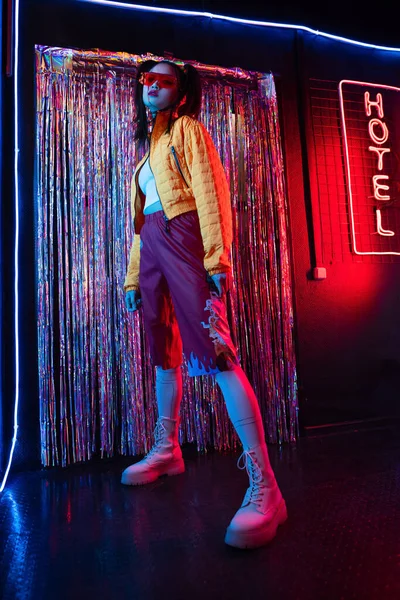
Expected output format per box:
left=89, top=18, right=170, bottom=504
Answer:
left=1, top=421, right=399, bottom=600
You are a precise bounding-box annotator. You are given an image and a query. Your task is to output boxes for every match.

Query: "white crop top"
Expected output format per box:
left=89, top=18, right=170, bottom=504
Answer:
left=138, top=158, right=162, bottom=214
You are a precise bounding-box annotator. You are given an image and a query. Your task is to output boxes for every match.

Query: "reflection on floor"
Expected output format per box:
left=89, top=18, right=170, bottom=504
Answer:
left=1, top=421, right=399, bottom=600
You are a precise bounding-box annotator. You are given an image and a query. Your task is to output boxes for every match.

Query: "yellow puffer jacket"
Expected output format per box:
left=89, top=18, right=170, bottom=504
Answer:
left=124, top=111, right=232, bottom=292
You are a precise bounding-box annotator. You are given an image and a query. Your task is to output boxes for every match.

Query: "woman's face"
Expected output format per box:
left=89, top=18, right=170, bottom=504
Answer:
left=142, top=63, right=179, bottom=115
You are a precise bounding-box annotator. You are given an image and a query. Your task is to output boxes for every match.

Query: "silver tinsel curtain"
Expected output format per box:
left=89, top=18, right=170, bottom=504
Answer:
left=36, top=46, right=298, bottom=467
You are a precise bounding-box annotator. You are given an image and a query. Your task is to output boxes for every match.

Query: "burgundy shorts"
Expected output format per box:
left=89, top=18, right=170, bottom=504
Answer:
left=138, top=210, right=239, bottom=376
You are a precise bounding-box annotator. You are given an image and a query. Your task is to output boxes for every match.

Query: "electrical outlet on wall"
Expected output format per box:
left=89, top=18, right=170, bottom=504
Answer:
left=313, top=267, right=327, bottom=280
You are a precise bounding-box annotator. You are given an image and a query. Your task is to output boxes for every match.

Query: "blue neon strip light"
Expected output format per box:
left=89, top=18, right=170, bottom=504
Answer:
left=1, top=0, right=20, bottom=493
left=81, top=1, right=400, bottom=53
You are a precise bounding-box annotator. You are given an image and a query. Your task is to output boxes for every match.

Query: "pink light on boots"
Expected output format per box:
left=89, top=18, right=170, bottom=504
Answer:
left=121, top=418, right=185, bottom=486
left=225, top=444, right=288, bottom=549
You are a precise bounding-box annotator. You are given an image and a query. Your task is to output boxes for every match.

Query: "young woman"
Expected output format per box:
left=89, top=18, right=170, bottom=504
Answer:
left=122, top=59, right=287, bottom=549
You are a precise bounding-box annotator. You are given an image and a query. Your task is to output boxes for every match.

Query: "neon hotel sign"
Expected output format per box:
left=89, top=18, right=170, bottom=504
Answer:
left=339, top=80, right=400, bottom=255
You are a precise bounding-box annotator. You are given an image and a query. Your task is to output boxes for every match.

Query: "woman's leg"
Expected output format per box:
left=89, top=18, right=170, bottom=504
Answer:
left=121, top=367, right=185, bottom=486
left=153, top=365, right=183, bottom=469
left=216, top=366, right=287, bottom=548
left=156, top=366, right=182, bottom=422
left=216, top=366, right=267, bottom=452
left=121, top=215, right=185, bottom=486
left=153, top=211, right=286, bottom=547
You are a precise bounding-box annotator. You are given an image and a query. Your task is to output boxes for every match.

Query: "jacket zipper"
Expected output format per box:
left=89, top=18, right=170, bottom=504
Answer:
left=171, top=146, right=189, bottom=188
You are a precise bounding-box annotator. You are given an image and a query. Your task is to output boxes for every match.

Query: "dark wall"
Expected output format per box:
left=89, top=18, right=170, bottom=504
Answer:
left=2, top=0, right=400, bottom=468
left=293, top=33, right=400, bottom=425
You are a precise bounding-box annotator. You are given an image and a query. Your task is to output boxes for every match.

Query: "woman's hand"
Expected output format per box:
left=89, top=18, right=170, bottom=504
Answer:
left=125, top=290, right=141, bottom=312
left=210, top=273, right=231, bottom=297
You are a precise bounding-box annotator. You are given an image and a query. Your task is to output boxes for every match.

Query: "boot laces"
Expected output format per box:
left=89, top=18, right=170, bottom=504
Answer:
left=146, top=420, right=166, bottom=459
left=237, top=450, right=265, bottom=506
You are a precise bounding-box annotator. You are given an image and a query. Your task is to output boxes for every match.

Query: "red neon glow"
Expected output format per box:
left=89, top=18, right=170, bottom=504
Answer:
left=368, top=119, right=389, bottom=145
left=364, top=92, right=384, bottom=118
left=339, top=79, right=400, bottom=255
left=372, top=175, right=390, bottom=200
left=376, top=209, right=395, bottom=236
left=368, top=146, right=391, bottom=171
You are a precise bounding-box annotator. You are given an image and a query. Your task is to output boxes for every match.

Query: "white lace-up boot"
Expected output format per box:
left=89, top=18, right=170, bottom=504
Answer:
left=121, top=417, right=185, bottom=485
left=225, top=444, right=287, bottom=549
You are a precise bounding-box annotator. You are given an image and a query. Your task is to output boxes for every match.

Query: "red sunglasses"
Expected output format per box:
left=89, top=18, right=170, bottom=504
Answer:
left=139, top=72, right=178, bottom=89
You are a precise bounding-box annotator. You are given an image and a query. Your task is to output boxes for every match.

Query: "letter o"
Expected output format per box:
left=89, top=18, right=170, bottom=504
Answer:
left=368, top=119, right=389, bottom=145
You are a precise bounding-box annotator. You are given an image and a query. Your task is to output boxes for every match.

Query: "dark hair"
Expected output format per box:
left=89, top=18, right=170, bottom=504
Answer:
left=134, top=60, right=202, bottom=145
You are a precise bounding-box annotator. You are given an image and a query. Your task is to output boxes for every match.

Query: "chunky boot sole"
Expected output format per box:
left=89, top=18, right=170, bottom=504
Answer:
left=121, top=457, right=185, bottom=486
left=224, top=499, right=288, bottom=549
